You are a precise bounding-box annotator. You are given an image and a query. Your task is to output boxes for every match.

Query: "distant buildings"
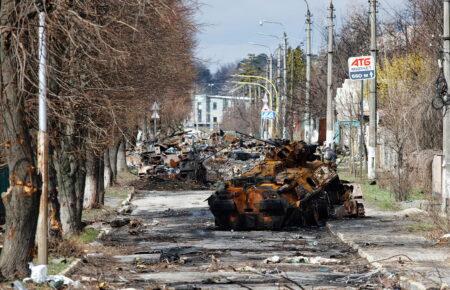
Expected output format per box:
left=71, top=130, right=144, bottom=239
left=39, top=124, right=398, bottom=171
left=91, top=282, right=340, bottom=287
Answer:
left=334, top=79, right=369, bottom=152
left=185, top=94, right=251, bottom=130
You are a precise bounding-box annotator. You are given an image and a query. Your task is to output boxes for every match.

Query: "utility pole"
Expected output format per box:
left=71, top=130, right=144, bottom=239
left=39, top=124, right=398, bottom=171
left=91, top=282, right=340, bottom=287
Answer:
left=360, top=80, right=365, bottom=177
left=305, top=6, right=312, bottom=144
left=276, top=46, right=282, bottom=138
left=268, top=54, right=274, bottom=139
left=283, top=33, right=288, bottom=140
left=368, top=0, right=378, bottom=180
left=326, top=0, right=335, bottom=147
left=37, top=10, right=48, bottom=265
left=443, top=0, right=450, bottom=213
left=268, top=55, right=273, bottom=110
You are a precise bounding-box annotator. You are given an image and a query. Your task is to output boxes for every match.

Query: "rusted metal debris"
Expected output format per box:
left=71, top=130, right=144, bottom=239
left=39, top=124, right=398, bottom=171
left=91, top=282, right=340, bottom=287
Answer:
left=208, top=141, right=365, bottom=230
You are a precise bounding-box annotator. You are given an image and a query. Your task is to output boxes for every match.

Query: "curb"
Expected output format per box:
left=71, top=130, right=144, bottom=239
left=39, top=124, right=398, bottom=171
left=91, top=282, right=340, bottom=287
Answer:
left=59, top=258, right=82, bottom=276
left=326, top=223, right=427, bottom=290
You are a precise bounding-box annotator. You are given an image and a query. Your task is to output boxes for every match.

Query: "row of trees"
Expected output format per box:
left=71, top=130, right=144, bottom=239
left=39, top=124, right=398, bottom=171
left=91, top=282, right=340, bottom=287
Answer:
left=0, top=0, right=196, bottom=279
left=310, top=0, right=443, bottom=198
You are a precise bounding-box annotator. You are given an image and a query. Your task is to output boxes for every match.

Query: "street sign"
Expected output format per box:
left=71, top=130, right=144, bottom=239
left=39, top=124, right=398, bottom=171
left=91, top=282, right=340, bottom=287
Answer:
left=151, top=111, right=160, bottom=119
left=261, top=110, right=276, bottom=120
left=152, top=102, right=160, bottom=111
left=348, top=56, right=375, bottom=80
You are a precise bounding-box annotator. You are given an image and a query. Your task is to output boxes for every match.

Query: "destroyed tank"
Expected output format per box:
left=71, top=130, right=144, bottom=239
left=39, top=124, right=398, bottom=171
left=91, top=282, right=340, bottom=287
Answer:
left=208, top=141, right=365, bottom=230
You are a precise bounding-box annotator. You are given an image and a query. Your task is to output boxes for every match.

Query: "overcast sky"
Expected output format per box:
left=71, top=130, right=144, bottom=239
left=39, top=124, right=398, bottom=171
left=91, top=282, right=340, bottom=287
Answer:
left=195, top=0, right=406, bottom=72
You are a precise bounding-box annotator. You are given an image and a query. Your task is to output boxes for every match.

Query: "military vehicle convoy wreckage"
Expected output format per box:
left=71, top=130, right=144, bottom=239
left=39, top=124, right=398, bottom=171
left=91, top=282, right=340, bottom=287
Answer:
left=208, top=140, right=365, bottom=230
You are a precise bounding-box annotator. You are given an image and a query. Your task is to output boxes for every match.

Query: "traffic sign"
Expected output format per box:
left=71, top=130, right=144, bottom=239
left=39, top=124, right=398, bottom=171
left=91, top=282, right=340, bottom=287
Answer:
left=261, top=110, right=276, bottom=120
left=151, top=111, right=160, bottom=119
left=348, top=56, right=375, bottom=80
left=152, top=102, right=160, bottom=111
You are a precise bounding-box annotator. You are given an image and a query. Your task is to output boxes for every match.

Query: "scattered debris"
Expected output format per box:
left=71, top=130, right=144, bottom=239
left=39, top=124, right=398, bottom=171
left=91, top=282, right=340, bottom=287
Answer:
left=263, top=255, right=340, bottom=265
left=11, top=281, right=27, bottom=290
left=128, top=219, right=144, bottom=235
left=207, top=254, right=221, bottom=272
left=264, top=255, right=281, bottom=264
left=117, top=204, right=134, bottom=215
left=25, top=263, right=81, bottom=288
left=285, top=256, right=340, bottom=265
left=234, top=265, right=259, bottom=273
left=110, top=218, right=131, bottom=228
left=394, top=208, right=428, bottom=218
left=438, top=233, right=450, bottom=245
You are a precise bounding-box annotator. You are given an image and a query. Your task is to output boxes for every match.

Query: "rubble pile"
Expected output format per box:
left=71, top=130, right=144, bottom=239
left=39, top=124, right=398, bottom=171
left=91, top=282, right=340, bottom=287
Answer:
left=132, top=130, right=268, bottom=190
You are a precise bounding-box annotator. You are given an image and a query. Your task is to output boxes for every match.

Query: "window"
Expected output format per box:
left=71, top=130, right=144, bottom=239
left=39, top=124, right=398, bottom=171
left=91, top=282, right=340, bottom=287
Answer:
left=224, top=100, right=228, bottom=109
left=213, top=102, right=217, bottom=110
left=213, top=117, right=218, bottom=123
left=197, top=102, right=202, bottom=108
left=197, top=109, right=202, bottom=121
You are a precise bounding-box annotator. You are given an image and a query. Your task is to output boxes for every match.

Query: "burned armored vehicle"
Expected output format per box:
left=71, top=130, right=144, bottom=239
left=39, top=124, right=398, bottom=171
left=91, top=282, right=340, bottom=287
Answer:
left=208, top=141, right=364, bottom=230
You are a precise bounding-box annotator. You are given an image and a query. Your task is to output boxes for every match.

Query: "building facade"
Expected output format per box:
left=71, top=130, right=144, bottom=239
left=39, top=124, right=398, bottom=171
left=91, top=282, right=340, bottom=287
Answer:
left=186, top=94, right=251, bottom=130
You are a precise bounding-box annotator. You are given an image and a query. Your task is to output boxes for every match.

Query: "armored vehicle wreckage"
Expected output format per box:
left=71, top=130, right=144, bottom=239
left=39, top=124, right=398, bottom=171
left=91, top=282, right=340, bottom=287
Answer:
left=208, top=141, right=365, bottom=230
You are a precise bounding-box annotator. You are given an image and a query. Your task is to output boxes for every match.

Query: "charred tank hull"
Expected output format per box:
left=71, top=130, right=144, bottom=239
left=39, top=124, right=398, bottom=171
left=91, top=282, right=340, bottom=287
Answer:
left=208, top=142, right=364, bottom=230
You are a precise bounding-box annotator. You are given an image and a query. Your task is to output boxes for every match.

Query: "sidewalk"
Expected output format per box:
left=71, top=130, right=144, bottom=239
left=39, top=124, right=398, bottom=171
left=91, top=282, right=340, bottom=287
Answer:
left=328, top=186, right=450, bottom=289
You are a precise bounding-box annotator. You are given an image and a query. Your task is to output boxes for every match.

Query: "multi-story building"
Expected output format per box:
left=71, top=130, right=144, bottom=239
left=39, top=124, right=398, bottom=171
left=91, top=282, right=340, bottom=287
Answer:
left=186, top=94, right=251, bottom=130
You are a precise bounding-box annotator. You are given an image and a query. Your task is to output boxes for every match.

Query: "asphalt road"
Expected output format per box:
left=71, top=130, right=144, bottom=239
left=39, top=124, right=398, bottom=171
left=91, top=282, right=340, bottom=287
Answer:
left=71, top=190, right=389, bottom=289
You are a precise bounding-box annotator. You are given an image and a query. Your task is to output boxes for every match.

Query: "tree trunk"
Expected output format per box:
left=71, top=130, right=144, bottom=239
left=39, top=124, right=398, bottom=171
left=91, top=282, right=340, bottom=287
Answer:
left=117, top=139, right=127, bottom=173
left=104, top=149, right=112, bottom=188
left=109, top=141, right=120, bottom=183
left=97, top=158, right=105, bottom=205
left=49, top=158, right=62, bottom=240
left=142, top=117, right=148, bottom=143
left=0, top=0, right=40, bottom=279
left=53, top=144, right=86, bottom=236
left=83, top=152, right=99, bottom=209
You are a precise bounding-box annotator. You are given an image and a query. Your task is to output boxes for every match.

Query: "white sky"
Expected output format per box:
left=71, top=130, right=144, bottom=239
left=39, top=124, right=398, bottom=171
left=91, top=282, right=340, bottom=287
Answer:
left=195, top=0, right=407, bottom=72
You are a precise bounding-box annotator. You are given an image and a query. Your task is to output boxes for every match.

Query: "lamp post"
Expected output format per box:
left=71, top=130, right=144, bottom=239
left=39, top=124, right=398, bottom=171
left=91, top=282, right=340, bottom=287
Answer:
left=259, top=21, right=288, bottom=139
left=248, top=42, right=273, bottom=107
left=231, top=81, right=273, bottom=139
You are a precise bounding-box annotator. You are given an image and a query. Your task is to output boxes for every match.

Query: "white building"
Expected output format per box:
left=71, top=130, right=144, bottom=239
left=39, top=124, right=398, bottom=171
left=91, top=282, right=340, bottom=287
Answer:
left=186, top=95, right=251, bottom=130
left=335, top=79, right=369, bottom=151
left=335, top=79, right=369, bottom=122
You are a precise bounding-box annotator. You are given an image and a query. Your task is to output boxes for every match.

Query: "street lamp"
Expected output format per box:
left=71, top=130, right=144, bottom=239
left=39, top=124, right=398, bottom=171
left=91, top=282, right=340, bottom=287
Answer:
left=259, top=20, right=285, bottom=29
left=231, top=81, right=274, bottom=140
left=259, top=21, right=289, bottom=139
left=248, top=42, right=273, bottom=106
left=257, top=32, right=280, bottom=41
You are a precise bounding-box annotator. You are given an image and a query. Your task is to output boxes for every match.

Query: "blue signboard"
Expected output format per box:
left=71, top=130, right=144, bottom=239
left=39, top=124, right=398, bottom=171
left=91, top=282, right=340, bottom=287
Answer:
left=350, top=70, right=375, bottom=80
left=261, top=110, right=276, bottom=120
